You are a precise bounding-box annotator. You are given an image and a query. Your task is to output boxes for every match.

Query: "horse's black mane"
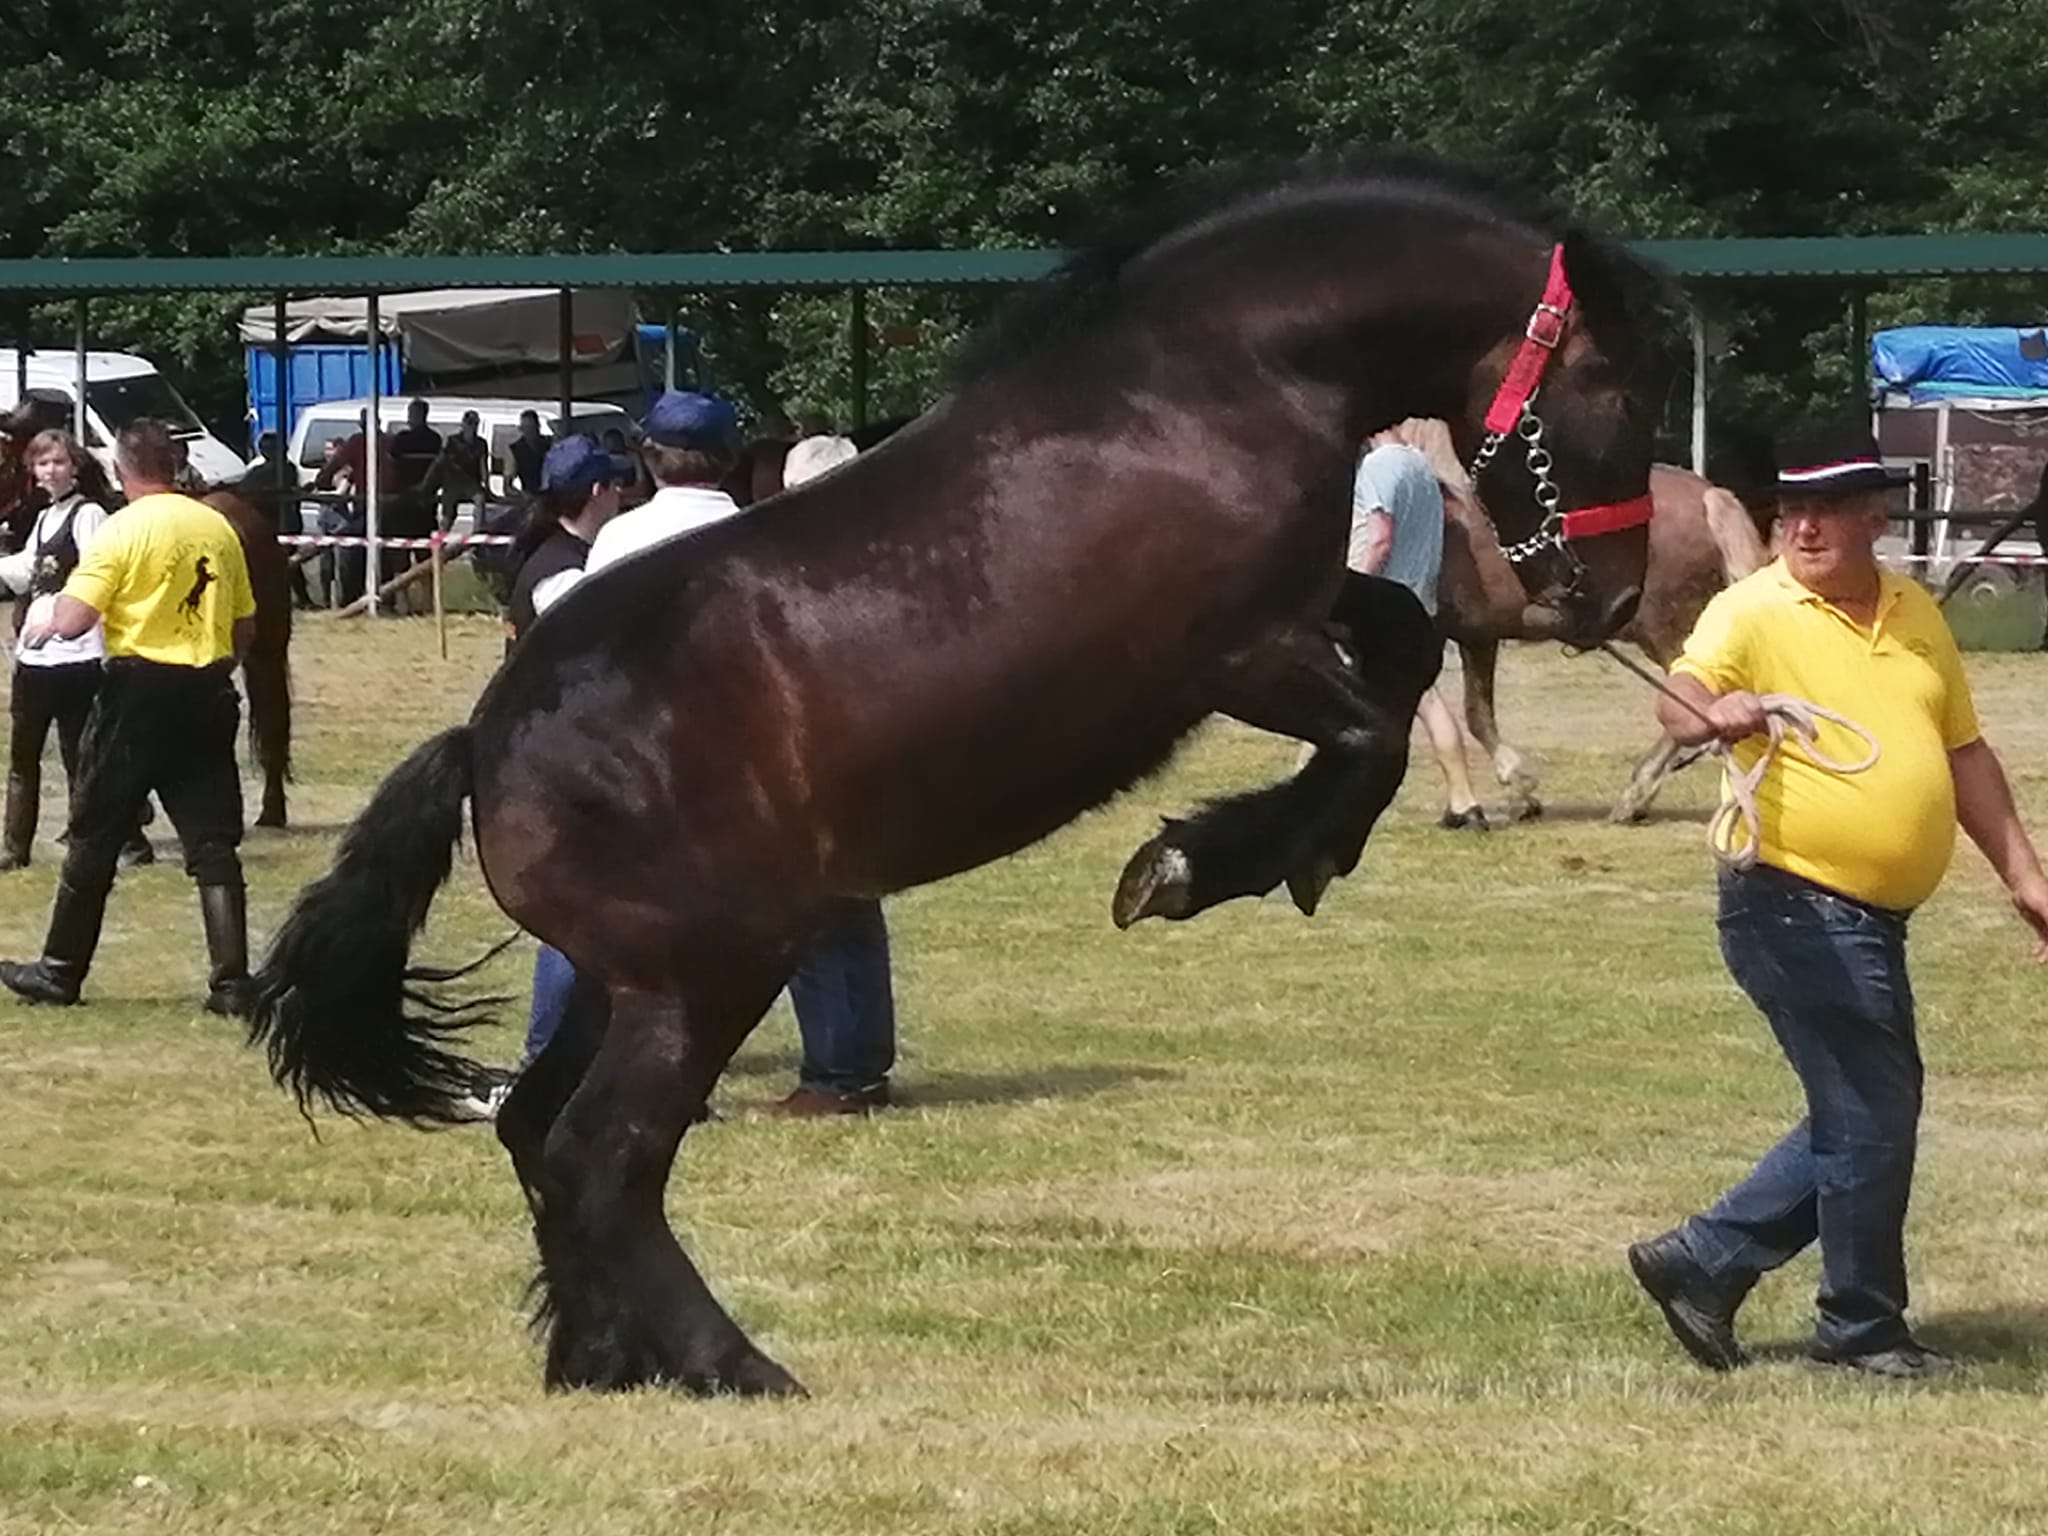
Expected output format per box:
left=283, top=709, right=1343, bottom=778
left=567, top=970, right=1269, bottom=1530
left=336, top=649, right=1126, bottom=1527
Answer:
left=954, top=150, right=1675, bottom=383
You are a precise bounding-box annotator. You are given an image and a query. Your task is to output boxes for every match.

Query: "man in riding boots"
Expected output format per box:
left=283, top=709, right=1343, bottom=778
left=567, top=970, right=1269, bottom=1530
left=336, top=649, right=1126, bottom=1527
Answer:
left=1628, top=420, right=2048, bottom=1380
left=1, top=420, right=258, bottom=1015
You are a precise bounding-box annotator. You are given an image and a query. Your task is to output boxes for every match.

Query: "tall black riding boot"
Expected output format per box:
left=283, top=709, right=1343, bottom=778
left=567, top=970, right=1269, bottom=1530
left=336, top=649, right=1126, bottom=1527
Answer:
left=199, top=882, right=251, bottom=1017
left=0, top=878, right=111, bottom=1005
left=0, top=769, right=35, bottom=871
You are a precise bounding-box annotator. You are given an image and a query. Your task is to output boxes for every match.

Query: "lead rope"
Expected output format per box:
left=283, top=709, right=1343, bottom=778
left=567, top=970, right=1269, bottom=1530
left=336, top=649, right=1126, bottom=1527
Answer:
left=1594, top=644, right=1880, bottom=870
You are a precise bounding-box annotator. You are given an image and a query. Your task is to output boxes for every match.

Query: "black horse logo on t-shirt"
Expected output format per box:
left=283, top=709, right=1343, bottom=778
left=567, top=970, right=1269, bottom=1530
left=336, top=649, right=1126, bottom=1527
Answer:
left=179, top=555, right=215, bottom=621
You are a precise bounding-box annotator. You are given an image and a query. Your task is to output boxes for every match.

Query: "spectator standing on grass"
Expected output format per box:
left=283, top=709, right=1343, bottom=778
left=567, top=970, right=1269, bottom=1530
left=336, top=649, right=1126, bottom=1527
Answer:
left=1627, top=420, right=2048, bottom=1382
left=1342, top=433, right=1488, bottom=831
left=507, top=410, right=549, bottom=500
left=457, top=407, right=905, bottom=1119
left=1, top=420, right=256, bottom=1014
left=0, top=430, right=112, bottom=871
left=768, top=434, right=902, bottom=1116
left=454, top=434, right=636, bottom=1119
left=424, top=410, right=491, bottom=532
left=583, top=391, right=747, bottom=569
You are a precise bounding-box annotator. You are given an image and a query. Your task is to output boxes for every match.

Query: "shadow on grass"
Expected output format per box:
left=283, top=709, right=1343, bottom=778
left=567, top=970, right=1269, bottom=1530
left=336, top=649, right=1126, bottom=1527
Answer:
left=724, top=1050, right=1174, bottom=1108
left=1745, top=1304, right=2048, bottom=1374
left=1506, top=801, right=1707, bottom=826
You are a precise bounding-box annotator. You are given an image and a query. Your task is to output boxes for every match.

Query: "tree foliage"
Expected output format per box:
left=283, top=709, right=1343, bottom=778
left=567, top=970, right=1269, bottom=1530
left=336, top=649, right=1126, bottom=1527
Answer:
left=4, top=0, right=2044, bottom=441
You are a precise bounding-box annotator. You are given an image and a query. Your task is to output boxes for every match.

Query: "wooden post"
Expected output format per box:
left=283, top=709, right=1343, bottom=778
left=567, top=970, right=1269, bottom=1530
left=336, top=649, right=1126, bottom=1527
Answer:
left=431, top=530, right=448, bottom=659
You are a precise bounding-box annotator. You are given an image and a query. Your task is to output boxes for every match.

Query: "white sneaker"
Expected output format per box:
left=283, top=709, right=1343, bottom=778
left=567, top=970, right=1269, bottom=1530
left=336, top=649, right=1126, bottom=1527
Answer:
left=451, top=1068, right=517, bottom=1123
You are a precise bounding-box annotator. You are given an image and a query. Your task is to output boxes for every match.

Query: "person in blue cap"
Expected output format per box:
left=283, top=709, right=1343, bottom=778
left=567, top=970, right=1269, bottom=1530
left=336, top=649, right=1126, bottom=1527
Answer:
left=456, top=433, right=634, bottom=1119
left=586, top=391, right=744, bottom=574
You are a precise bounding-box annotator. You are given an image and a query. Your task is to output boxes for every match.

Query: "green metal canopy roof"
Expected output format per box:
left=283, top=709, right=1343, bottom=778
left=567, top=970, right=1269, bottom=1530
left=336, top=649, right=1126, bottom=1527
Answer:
left=0, top=234, right=2045, bottom=294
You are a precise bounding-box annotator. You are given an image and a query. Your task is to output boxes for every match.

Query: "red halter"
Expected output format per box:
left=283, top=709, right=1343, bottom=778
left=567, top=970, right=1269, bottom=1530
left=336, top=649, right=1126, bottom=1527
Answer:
left=1475, top=244, right=1653, bottom=555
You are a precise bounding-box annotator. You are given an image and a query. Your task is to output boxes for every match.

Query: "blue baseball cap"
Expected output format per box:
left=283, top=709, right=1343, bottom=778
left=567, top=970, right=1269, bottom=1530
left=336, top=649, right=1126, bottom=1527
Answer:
left=540, top=435, right=634, bottom=495
left=643, top=390, right=739, bottom=452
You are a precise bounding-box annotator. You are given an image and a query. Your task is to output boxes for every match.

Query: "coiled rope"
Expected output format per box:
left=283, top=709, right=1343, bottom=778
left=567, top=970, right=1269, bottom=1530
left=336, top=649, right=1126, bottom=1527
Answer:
left=1597, top=644, right=1880, bottom=870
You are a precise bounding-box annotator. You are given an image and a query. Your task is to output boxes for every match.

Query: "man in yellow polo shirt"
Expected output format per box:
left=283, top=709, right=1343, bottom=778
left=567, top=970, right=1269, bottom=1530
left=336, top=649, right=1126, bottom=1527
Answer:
left=2, top=420, right=257, bottom=1014
left=1626, top=421, right=2048, bottom=1381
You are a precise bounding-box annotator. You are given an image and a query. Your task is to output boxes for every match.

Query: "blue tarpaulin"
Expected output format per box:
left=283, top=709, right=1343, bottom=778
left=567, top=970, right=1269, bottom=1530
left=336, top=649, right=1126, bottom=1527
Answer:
left=1872, top=325, right=2048, bottom=402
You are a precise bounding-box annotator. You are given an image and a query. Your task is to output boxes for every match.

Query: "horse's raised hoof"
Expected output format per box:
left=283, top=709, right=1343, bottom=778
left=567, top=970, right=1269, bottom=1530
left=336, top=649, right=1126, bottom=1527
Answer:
left=1285, top=856, right=1339, bottom=916
left=1112, top=836, right=1193, bottom=928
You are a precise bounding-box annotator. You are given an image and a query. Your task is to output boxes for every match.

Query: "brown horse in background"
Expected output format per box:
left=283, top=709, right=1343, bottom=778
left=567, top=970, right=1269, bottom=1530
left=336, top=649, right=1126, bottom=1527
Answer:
left=1371, top=419, right=1769, bottom=820
left=1440, top=461, right=1768, bottom=821
left=204, top=489, right=295, bottom=829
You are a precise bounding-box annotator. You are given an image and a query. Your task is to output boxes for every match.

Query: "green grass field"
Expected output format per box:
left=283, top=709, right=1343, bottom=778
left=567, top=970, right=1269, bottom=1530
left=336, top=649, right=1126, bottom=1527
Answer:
left=4, top=618, right=2047, bottom=1535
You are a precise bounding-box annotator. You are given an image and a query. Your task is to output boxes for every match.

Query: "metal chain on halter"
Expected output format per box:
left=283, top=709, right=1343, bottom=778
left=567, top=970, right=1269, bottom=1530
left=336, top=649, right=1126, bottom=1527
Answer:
left=1489, top=399, right=1572, bottom=566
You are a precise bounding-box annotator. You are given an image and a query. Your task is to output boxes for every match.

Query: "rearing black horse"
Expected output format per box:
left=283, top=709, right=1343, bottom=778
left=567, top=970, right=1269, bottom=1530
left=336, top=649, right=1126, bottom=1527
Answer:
left=249, top=154, right=1677, bottom=1397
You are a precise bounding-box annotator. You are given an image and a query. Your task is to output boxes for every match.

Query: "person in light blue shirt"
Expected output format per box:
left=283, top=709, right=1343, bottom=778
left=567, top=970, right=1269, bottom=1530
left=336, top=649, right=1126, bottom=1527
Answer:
left=1346, top=439, right=1486, bottom=829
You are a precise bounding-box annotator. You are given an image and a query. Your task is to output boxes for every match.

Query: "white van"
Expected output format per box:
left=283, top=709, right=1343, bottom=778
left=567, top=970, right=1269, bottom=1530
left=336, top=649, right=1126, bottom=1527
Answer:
left=284, top=395, right=637, bottom=501
left=0, top=349, right=246, bottom=485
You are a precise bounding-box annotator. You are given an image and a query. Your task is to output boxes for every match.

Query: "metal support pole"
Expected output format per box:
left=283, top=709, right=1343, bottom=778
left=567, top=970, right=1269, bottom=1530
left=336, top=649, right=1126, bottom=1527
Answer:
left=1690, top=307, right=1708, bottom=476
left=664, top=305, right=679, bottom=392
left=849, top=285, right=869, bottom=429
left=73, top=296, right=88, bottom=442
left=557, top=288, right=573, bottom=432
left=272, top=291, right=289, bottom=487
left=1848, top=287, right=1869, bottom=409
left=365, top=292, right=382, bottom=617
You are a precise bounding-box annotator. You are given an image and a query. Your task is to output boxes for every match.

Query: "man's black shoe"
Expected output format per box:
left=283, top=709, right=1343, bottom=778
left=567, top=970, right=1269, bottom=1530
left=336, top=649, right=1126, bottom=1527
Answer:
left=1627, top=1228, right=1752, bottom=1371
left=1809, top=1338, right=1957, bottom=1381
left=0, top=958, right=83, bottom=1006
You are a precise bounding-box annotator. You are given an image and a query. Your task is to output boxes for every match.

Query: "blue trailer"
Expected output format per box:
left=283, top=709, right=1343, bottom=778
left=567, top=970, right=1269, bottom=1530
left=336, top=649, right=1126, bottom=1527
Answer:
left=246, top=343, right=402, bottom=447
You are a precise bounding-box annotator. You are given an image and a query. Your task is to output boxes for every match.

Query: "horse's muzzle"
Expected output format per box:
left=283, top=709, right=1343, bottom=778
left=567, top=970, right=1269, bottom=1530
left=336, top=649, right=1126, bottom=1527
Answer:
left=1514, top=583, right=1641, bottom=646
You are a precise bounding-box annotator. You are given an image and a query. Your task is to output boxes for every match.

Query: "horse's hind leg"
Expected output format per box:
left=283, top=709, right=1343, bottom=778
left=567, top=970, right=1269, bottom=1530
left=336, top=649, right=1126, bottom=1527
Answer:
left=533, top=955, right=800, bottom=1396
left=1114, top=578, right=1437, bottom=925
left=1609, top=733, right=1680, bottom=824
left=496, top=969, right=610, bottom=1213
left=243, top=651, right=291, bottom=829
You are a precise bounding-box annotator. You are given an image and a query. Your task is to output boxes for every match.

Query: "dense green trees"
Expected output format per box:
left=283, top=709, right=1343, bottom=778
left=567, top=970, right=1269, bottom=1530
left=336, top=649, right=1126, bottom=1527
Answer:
left=4, top=0, right=2043, bottom=440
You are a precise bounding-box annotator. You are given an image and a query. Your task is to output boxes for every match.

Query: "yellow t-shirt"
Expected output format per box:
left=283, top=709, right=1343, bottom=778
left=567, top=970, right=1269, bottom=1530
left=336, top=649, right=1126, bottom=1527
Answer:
left=1674, top=561, right=1979, bottom=911
left=63, top=492, right=256, bottom=668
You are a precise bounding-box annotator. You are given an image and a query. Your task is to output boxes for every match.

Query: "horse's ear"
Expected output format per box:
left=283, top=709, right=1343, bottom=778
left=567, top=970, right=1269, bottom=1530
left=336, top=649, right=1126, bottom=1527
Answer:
left=1560, top=230, right=1625, bottom=341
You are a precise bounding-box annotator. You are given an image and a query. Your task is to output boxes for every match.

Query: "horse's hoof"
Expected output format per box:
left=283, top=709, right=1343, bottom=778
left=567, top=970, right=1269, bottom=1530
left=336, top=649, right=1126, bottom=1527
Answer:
left=1285, top=856, right=1338, bottom=916
left=254, top=810, right=287, bottom=830
left=1112, top=838, right=1193, bottom=928
left=1508, top=798, right=1543, bottom=824
left=1607, top=799, right=1650, bottom=826
left=1436, top=807, right=1491, bottom=833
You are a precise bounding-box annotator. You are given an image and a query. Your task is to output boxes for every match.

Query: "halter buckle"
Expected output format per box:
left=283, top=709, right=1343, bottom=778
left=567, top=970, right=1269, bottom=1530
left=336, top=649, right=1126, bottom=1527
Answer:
left=1524, top=303, right=1568, bottom=350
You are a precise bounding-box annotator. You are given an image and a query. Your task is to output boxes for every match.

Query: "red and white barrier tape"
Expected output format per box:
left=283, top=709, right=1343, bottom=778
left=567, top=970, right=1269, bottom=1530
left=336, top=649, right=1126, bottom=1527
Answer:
left=276, top=533, right=515, bottom=551
left=1886, top=554, right=2048, bottom=569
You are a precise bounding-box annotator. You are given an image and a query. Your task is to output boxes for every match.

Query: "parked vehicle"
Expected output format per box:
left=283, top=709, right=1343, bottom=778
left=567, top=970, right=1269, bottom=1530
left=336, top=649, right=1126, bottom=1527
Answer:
left=1, top=348, right=246, bottom=485
left=284, top=395, right=638, bottom=505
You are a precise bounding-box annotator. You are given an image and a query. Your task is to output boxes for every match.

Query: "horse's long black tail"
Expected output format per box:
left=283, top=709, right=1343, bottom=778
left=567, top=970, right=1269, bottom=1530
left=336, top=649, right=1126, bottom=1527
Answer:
left=247, top=726, right=492, bottom=1125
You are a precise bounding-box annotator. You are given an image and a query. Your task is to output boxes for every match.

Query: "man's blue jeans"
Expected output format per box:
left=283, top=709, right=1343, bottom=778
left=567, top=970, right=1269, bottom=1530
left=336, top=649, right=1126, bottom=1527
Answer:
left=1681, top=863, right=1924, bottom=1357
left=521, top=900, right=895, bottom=1093
left=524, top=943, right=576, bottom=1065
left=786, top=898, right=896, bottom=1095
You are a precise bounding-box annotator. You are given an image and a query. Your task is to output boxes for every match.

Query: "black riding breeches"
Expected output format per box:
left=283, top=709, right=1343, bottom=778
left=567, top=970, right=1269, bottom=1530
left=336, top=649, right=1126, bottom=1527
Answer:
left=62, top=657, right=244, bottom=891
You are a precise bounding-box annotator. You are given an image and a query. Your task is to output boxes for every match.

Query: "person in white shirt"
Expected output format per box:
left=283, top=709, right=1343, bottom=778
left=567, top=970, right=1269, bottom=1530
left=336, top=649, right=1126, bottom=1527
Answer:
left=0, top=431, right=111, bottom=870
left=585, top=391, right=744, bottom=574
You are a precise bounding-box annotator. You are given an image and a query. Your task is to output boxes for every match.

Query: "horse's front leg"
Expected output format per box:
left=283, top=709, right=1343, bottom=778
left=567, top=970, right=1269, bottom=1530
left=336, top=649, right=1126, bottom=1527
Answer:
left=1113, top=576, right=1438, bottom=926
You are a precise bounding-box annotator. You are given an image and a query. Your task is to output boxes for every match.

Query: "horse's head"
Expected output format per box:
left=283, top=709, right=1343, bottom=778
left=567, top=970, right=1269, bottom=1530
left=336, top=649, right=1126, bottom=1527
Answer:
left=1454, top=231, right=1678, bottom=643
